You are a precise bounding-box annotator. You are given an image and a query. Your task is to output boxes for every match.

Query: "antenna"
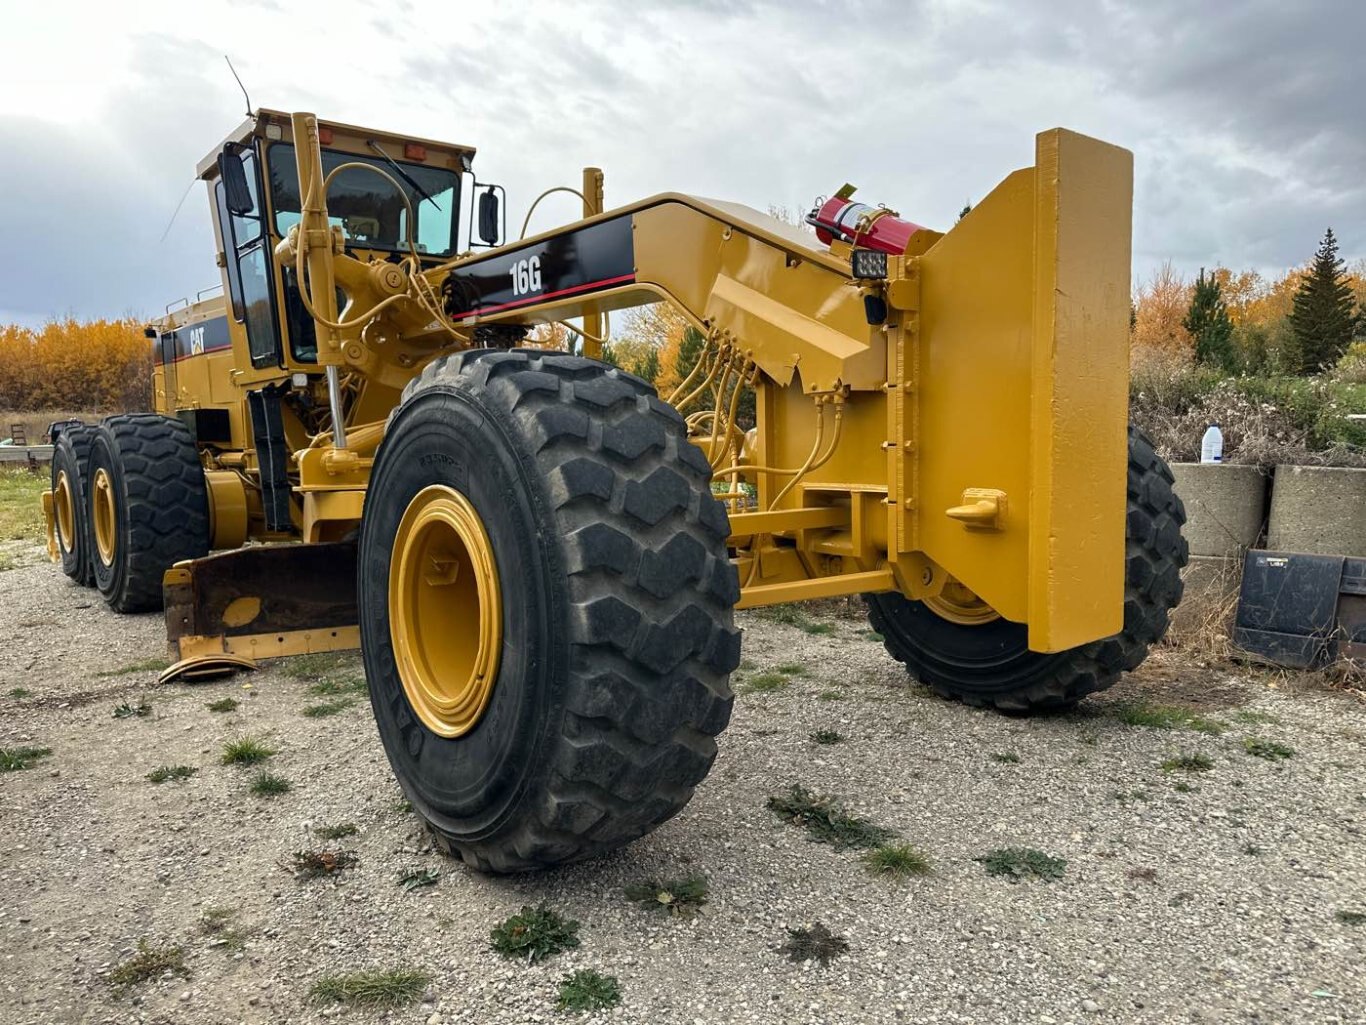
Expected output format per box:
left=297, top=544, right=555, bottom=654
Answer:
left=158, top=177, right=197, bottom=244
left=224, top=56, right=252, bottom=116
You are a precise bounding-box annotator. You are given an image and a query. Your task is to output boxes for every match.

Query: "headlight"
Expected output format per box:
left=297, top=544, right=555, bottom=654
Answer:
left=850, top=249, right=888, bottom=280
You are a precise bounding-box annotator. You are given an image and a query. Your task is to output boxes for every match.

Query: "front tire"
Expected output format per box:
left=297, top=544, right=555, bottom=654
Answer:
left=866, top=426, right=1187, bottom=712
left=359, top=350, right=739, bottom=873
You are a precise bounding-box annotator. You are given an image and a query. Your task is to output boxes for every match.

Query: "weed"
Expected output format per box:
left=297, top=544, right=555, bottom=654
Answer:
left=1242, top=843, right=1264, bottom=856
left=9, top=687, right=31, bottom=699
left=107, top=940, right=187, bottom=988
left=1233, top=709, right=1280, bottom=725
left=289, top=849, right=356, bottom=880
left=302, top=698, right=355, bottom=718
left=206, top=697, right=238, bottom=713
left=490, top=905, right=581, bottom=963
left=1335, top=910, right=1366, bottom=926
left=113, top=702, right=151, bottom=719
left=249, top=771, right=292, bottom=797
left=740, top=672, right=791, bottom=695
left=1244, top=737, right=1294, bottom=761
left=774, top=663, right=809, bottom=676
left=314, top=822, right=358, bottom=840
left=147, top=765, right=197, bottom=784
left=281, top=652, right=354, bottom=680
left=394, top=798, right=414, bottom=814
left=809, top=729, right=843, bottom=745
left=0, top=746, right=52, bottom=772
left=1162, top=752, right=1215, bottom=773
left=817, top=689, right=845, bottom=701
left=862, top=843, right=931, bottom=878
left=1127, top=866, right=1158, bottom=883
left=991, top=751, right=1020, bottom=764
left=767, top=784, right=897, bottom=849
left=780, top=923, right=848, bottom=964
left=1172, top=781, right=1197, bottom=794
left=1114, top=701, right=1225, bottom=734
left=310, top=969, right=431, bottom=1008
left=1110, top=789, right=1150, bottom=805
left=624, top=875, right=708, bottom=917
left=221, top=736, right=274, bottom=766
left=96, top=657, right=171, bottom=678
left=754, top=605, right=836, bottom=635
left=398, top=867, right=440, bottom=892
left=976, top=847, right=1067, bottom=883
left=199, top=908, right=249, bottom=951
left=558, top=968, right=622, bottom=1011
left=858, top=629, right=884, bottom=642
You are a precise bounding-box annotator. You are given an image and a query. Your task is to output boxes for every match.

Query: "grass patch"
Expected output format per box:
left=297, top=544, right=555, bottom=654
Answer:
left=0, top=466, right=47, bottom=542
left=754, top=605, right=837, bottom=635
left=1335, top=910, right=1366, bottom=926
left=280, top=652, right=355, bottom=680
left=398, top=867, right=440, bottom=892
left=1113, top=701, right=1225, bottom=735
left=206, top=697, right=238, bottom=713
left=739, top=671, right=791, bottom=695
left=288, top=849, right=357, bottom=880
left=767, top=784, right=897, bottom=849
left=310, top=968, right=431, bottom=1008
left=490, top=905, right=581, bottom=963
left=1244, top=737, right=1294, bottom=761
left=1242, top=842, right=1264, bottom=856
left=1161, top=752, right=1215, bottom=773
left=302, top=698, right=356, bottom=718
left=773, top=663, right=809, bottom=676
left=307, top=675, right=367, bottom=697
left=779, top=923, right=848, bottom=964
left=817, top=689, right=845, bottom=701
left=220, top=735, right=274, bottom=766
left=199, top=907, right=249, bottom=951
left=314, top=822, right=357, bottom=840
left=0, top=746, right=52, bottom=772
left=107, top=940, right=188, bottom=988
left=557, top=969, right=621, bottom=1012
left=249, top=771, right=292, bottom=797
left=809, top=729, right=843, bottom=745
left=1233, top=709, right=1280, bottom=725
left=96, top=657, right=171, bottom=677
left=1172, top=781, right=1197, bottom=793
left=624, top=875, right=708, bottom=917
left=991, top=751, right=1020, bottom=764
left=862, top=843, right=931, bottom=878
left=147, top=764, right=197, bottom=784
left=113, top=702, right=151, bottom=719
left=9, top=687, right=31, bottom=699
left=976, top=847, right=1067, bottom=883
left=858, top=629, right=884, bottom=642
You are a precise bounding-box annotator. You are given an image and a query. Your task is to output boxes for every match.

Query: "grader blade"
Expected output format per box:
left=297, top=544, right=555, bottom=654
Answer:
left=159, top=543, right=360, bottom=683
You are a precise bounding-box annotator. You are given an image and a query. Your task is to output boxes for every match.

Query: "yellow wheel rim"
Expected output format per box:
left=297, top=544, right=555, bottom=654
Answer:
left=388, top=484, right=502, bottom=738
left=54, top=470, right=76, bottom=553
left=923, top=578, right=1000, bottom=626
left=91, top=467, right=117, bottom=567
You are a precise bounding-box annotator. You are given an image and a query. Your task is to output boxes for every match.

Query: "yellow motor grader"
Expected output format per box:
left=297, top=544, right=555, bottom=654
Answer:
left=43, top=110, right=1185, bottom=871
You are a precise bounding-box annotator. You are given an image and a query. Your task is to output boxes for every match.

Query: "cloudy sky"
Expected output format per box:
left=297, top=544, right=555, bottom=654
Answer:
left=1, top=0, right=1361, bottom=326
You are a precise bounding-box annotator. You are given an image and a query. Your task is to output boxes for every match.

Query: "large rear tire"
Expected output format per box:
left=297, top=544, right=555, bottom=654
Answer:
left=51, top=424, right=95, bottom=586
left=88, top=414, right=210, bottom=613
left=865, top=425, right=1187, bottom=712
left=359, top=350, right=739, bottom=873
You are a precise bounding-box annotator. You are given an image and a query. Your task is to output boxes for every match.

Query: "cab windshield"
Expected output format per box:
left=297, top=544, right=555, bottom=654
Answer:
left=268, top=143, right=460, bottom=258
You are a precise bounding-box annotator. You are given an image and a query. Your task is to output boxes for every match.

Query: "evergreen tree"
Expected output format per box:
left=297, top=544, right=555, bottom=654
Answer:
left=1182, top=267, right=1235, bottom=371
left=1288, top=228, right=1357, bottom=373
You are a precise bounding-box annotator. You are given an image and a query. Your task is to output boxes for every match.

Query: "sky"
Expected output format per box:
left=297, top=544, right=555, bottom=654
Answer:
left=0, top=0, right=1361, bottom=327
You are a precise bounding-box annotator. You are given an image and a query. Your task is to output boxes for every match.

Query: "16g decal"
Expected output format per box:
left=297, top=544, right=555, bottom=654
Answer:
left=509, top=255, right=543, bottom=297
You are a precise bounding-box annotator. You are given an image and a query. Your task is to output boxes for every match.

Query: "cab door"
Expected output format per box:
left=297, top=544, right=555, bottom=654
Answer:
left=215, top=143, right=283, bottom=369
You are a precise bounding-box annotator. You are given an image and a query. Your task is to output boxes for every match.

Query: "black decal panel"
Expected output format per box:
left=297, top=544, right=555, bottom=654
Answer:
left=162, top=315, right=233, bottom=364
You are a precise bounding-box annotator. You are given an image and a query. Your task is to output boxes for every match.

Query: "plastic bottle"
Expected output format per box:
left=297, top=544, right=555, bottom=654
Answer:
left=1200, top=423, right=1223, bottom=464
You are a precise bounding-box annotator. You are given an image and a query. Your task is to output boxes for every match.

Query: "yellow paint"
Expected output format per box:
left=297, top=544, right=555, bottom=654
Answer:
left=205, top=470, right=248, bottom=549
left=54, top=470, right=75, bottom=554
left=221, top=596, right=262, bottom=628
left=92, top=467, right=116, bottom=567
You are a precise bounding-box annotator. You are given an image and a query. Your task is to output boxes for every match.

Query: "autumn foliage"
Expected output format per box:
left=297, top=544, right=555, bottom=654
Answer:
left=0, top=318, right=153, bottom=413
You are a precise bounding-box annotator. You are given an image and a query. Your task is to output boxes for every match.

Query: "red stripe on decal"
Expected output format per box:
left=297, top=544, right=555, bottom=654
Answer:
left=450, top=273, right=636, bottom=321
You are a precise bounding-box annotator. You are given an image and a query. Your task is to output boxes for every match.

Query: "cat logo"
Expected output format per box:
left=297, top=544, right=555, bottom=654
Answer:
left=189, top=326, right=205, bottom=356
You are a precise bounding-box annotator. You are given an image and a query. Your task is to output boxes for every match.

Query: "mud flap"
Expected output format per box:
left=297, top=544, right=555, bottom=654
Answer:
left=160, top=543, right=360, bottom=683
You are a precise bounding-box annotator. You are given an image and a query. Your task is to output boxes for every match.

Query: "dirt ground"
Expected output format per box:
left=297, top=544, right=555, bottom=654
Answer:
left=2, top=543, right=1365, bottom=1025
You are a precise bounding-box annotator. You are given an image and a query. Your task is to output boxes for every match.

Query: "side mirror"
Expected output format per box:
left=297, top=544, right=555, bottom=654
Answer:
left=218, top=149, right=254, bottom=217
left=477, top=189, right=500, bottom=245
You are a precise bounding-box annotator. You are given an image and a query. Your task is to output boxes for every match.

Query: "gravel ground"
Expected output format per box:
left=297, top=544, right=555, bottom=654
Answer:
left=2, top=546, right=1364, bottom=1025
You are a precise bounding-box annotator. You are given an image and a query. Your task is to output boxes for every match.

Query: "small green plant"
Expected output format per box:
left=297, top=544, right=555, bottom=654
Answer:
left=398, top=867, right=440, bottom=892
left=1161, top=752, right=1215, bottom=773
left=0, top=746, right=52, bottom=772
left=113, top=702, right=152, bottom=719
left=302, top=698, right=355, bottom=718
left=754, top=605, right=836, bottom=635
left=780, top=922, right=848, bottom=964
left=206, top=697, right=238, bottom=713
left=817, top=689, right=845, bottom=701
left=1172, top=781, right=1196, bottom=793
left=1233, top=709, right=1280, bottom=725
left=1109, top=788, right=1150, bottom=805
left=310, top=968, right=431, bottom=1007
left=249, top=771, right=292, bottom=797
left=394, top=798, right=414, bottom=814
left=107, top=940, right=187, bottom=988
left=809, top=729, right=843, bottom=745
left=1334, top=910, right=1366, bottom=926
left=991, top=751, right=1020, bottom=764
left=624, top=875, right=708, bottom=916
left=490, top=905, right=581, bottom=963
left=1242, top=842, right=1264, bottom=856
left=147, top=765, right=197, bottom=784
left=774, top=663, right=809, bottom=676
left=1243, top=737, right=1294, bottom=761
left=281, top=652, right=355, bottom=680
left=9, top=687, right=31, bottom=699
left=858, top=629, right=884, bottom=642
left=1114, top=701, right=1224, bottom=735
left=557, top=969, right=622, bottom=1012
left=221, top=735, right=274, bottom=766
left=862, top=843, right=931, bottom=878
left=307, top=675, right=368, bottom=697
left=314, top=822, right=358, bottom=840
left=976, top=847, right=1067, bottom=883
left=740, top=671, right=791, bottom=695
left=289, top=849, right=356, bottom=880
left=767, top=784, right=897, bottom=849
left=199, top=907, right=250, bottom=951
left=97, top=657, right=171, bottom=678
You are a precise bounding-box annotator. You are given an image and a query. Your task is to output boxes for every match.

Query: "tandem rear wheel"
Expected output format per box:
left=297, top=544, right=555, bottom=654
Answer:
left=360, top=350, right=740, bottom=873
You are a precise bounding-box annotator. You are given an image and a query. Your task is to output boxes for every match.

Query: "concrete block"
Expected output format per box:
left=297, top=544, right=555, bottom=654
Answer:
left=1170, top=463, right=1268, bottom=559
left=1268, top=465, right=1366, bottom=557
